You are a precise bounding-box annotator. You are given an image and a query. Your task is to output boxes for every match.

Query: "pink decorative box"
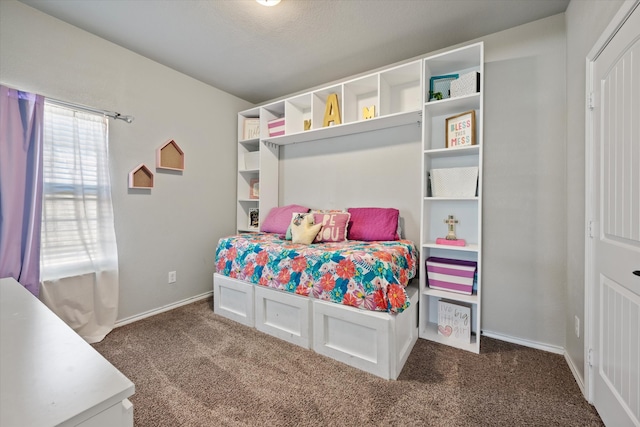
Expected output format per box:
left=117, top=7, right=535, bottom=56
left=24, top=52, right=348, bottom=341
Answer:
left=426, top=257, right=477, bottom=295
left=268, top=118, right=285, bottom=137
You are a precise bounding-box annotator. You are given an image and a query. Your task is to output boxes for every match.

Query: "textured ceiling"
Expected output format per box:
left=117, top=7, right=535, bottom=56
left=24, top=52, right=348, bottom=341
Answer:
left=19, top=0, right=570, bottom=104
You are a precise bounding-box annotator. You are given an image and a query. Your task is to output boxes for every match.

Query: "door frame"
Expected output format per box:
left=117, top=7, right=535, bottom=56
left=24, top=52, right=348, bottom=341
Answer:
left=584, top=0, right=640, bottom=403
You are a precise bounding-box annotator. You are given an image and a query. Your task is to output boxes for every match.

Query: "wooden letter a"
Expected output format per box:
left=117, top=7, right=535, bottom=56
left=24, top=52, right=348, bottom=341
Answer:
left=323, top=93, right=341, bottom=127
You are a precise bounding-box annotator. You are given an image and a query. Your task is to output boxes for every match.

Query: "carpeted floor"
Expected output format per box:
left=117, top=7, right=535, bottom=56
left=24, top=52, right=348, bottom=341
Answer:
left=92, top=298, right=604, bottom=426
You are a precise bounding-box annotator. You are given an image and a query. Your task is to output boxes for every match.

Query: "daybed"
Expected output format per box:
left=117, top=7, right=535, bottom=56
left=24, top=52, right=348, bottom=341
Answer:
left=213, top=206, right=419, bottom=379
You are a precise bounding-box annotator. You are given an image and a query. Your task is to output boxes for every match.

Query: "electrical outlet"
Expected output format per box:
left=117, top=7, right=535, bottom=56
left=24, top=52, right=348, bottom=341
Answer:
left=574, top=315, right=580, bottom=338
left=168, top=271, right=176, bottom=284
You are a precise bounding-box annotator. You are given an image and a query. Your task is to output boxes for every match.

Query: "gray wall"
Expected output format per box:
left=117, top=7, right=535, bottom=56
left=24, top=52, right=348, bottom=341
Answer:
left=278, top=14, right=570, bottom=350
left=564, top=0, right=625, bottom=384
left=280, top=125, right=422, bottom=244
left=0, top=1, right=252, bottom=320
left=480, top=15, right=567, bottom=348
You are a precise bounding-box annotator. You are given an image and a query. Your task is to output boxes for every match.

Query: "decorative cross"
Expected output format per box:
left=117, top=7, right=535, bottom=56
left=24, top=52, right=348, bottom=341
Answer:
left=444, top=215, right=459, bottom=240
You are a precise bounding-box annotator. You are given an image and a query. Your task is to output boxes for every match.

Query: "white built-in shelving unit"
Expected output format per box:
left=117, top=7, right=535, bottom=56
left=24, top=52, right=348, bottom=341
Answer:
left=237, top=107, right=260, bottom=232
left=419, top=42, right=484, bottom=353
left=236, top=60, right=423, bottom=232
left=236, top=42, right=484, bottom=354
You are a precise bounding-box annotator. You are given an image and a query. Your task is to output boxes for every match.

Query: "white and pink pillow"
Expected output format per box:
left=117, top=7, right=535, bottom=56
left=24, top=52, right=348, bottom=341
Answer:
left=312, top=212, right=351, bottom=243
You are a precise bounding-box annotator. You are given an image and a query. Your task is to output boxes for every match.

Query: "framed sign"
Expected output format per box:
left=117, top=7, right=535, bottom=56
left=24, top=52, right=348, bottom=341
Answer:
left=249, top=178, right=259, bottom=199
left=445, top=110, right=476, bottom=148
left=438, top=299, right=471, bottom=343
left=429, top=74, right=458, bottom=101
left=248, top=208, right=259, bottom=230
left=243, top=118, right=260, bottom=140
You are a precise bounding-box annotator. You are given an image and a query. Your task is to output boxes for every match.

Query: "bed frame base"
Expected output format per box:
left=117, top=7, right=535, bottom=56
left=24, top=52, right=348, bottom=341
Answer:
left=255, top=285, right=312, bottom=348
left=213, top=273, right=418, bottom=380
left=213, top=276, right=255, bottom=327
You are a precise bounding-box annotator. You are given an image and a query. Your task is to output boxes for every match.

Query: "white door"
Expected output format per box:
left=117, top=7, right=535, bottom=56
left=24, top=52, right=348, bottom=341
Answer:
left=589, top=2, right=640, bottom=426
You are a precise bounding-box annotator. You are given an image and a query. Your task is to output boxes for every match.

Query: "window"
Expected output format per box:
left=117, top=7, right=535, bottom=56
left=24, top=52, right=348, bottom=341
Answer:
left=41, top=102, right=118, bottom=281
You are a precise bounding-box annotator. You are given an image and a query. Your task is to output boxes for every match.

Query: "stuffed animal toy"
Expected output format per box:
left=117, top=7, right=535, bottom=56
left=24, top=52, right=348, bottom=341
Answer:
left=291, top=213, right=322, bottom=245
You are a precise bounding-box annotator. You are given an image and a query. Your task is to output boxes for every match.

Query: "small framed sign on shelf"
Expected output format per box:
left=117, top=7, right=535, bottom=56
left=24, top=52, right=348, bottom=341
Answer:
left=249, top=178, right=259, bottom=199
left=429, top=74, right=458, bottom=101
left=248, top=208, right=259, bottom=230
left=243, top=118, right=260, bottom=140
left=438, top=299, right=471, bottom=343
left=445, top=110, right=476, bottom=148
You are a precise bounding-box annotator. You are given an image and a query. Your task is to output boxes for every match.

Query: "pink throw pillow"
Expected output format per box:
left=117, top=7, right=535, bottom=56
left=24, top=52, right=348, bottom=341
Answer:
left=347, top=207, right=400, bottom=241
left=260, top=204, right=309, bottom=234
left=313, top=212, right=351, bottom=242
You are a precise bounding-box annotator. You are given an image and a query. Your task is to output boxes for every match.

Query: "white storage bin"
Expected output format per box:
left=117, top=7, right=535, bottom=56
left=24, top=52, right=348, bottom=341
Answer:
left=244, top=151, right=260, bottom=170
left=450, top=71, right=480, bottom=98
left=430, top=167, right=478, bottom=197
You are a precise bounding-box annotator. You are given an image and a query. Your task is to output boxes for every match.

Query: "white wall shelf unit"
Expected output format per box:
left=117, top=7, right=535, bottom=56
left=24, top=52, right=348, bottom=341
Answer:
left=237, top=108, right=261, bottom=232
left=419, top=42, right=484, bottom=354
left=236, top=44, right=484, bottom=356
left=237, top=60, right=423, bottom=233
left=258, top=60, right=423, bottom=147
left=262, top=110, right=421, bottom=146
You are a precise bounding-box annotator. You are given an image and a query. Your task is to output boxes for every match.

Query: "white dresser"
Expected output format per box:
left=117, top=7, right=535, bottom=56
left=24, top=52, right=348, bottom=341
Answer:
left=0, top=277, right=134, bottom=427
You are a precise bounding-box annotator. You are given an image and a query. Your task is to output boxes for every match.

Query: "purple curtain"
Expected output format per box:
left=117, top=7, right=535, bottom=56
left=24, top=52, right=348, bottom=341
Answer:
left=0, top=85, right=44, bottom=296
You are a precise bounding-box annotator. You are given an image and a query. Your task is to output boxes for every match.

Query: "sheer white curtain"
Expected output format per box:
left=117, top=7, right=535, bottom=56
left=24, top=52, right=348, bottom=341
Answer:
left=39, top=103, right=119, bottom=343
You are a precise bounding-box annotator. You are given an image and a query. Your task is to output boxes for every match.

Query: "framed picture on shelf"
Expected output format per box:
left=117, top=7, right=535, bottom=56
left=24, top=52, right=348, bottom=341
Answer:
left=243, top=118, right=260, bottom=140
left=249, top=178, right=259, bottom=199
left=429, top=74, right=458, bottom=101
left=445, top=110, right=476, bottom=148
left=248, top=208, right=259, bottom=230
left=438, top=299, right=471, bottom=343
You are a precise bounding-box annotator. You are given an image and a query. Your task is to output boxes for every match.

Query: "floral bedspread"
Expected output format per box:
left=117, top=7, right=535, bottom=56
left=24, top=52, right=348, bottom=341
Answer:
left=215, top=233, right=417, bottom=313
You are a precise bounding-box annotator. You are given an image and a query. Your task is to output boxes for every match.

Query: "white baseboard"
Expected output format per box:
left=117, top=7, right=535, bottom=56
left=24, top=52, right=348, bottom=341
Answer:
left=481, top=330, right=565, bottom=354
left=115, top=291, right=212, bottom=328
left=563, top=351, right=586, bottom=397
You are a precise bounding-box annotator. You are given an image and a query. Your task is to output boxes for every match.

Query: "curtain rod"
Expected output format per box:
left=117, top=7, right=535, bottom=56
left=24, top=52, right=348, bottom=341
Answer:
left=46, top=98, right=134, bottom=123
